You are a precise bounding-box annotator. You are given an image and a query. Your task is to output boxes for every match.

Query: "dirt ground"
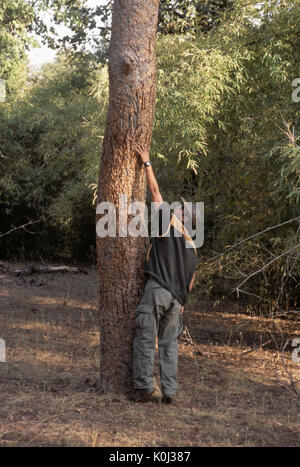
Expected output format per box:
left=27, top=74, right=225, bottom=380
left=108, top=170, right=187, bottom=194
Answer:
left=0, top=261, right=299, bottom=447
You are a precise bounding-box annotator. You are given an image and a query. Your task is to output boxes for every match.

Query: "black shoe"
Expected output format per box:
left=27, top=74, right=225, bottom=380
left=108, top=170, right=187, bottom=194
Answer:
left=134, top=388, right=156, bottom=402
left=161, top=395, right=174, bottom=404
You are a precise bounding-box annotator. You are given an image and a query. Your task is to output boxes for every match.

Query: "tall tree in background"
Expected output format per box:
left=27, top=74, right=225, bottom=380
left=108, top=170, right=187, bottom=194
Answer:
left=96, top=0, right=160, bottom=393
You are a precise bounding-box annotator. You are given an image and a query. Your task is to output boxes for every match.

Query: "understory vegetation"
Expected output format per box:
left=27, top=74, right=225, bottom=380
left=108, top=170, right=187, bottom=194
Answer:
left=1, top=0, right=299, bottom=314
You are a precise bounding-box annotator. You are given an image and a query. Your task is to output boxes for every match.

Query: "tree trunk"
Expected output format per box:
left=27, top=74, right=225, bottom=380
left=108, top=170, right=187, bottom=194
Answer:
left=96, top=0, right=160, bottom=393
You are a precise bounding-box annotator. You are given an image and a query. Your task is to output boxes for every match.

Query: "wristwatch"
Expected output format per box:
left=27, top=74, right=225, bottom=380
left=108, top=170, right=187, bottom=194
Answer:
left=144, top=161, right=152, bottom=167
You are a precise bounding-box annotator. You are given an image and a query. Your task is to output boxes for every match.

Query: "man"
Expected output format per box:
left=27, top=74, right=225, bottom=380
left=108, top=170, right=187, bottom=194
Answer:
left=133, top=144, right=198, bottom=403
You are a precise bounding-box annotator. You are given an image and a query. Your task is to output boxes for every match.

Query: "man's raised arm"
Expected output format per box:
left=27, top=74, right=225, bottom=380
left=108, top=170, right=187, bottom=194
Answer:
left=136, top=144, right=163, bottom=205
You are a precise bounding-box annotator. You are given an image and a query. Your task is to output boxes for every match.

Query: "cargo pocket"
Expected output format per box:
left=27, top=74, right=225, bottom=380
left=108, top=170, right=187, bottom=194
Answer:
left=170, top=297, right=183, bottom=339
left=135, top=304, right=155, bottom=331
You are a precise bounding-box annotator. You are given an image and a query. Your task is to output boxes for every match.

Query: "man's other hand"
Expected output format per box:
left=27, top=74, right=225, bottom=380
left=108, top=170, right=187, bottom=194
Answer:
left=180, top=306, right=184, bottom=315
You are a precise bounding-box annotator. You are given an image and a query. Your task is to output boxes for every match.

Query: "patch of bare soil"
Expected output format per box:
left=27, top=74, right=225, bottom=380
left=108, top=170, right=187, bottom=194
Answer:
left=0, top=261, right=299, bottom=447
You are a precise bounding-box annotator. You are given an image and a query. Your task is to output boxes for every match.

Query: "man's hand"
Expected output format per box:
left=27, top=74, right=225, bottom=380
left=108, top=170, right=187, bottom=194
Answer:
left=180, top=306, right=184, bottom=315
left=136, top=144, right=150, bottom=164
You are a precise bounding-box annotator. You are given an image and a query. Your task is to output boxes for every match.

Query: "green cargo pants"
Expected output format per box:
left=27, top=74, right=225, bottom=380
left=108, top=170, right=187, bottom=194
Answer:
left=133, top=277, right=183, bottom=397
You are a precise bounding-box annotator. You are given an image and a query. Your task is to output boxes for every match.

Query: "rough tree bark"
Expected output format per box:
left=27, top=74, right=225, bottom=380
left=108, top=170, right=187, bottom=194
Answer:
left=96, top=0, right=160, bottom=393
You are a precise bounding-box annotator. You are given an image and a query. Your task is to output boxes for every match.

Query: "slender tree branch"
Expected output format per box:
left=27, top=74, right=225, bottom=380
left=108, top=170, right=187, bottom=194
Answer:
left=235, top=243, right=300, bottom=296
left=0, top=220, right=42, bottom=240
left=207, top=216, right=300, bottom=263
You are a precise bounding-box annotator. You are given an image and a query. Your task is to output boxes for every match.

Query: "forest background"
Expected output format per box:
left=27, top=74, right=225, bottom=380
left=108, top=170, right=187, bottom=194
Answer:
left=1, top=0, right=300, bottom=315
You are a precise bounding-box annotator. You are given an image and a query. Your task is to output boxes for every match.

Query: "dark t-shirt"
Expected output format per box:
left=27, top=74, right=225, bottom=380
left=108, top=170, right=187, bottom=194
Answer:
left=144, top=211, right=198, bottom=305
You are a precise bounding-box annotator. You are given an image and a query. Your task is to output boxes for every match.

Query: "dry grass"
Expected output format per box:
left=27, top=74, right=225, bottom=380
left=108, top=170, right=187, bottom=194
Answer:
left=0, top=261, right=299, bottom=447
